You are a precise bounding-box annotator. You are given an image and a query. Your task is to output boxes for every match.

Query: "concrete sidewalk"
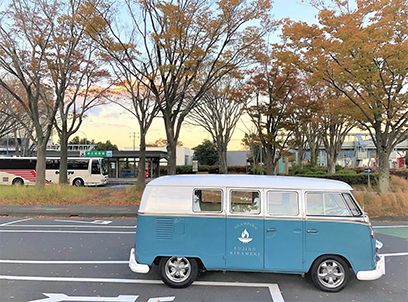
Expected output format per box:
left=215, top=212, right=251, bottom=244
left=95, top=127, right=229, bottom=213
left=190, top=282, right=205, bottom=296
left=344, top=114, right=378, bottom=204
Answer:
left=0, top=204, right=139, bottom=218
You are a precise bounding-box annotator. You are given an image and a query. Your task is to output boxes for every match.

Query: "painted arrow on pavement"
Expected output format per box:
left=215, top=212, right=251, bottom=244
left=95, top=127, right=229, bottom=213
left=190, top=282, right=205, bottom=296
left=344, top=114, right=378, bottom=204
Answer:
left=28, top=293, right=139, bottom=302
left=28, top=294, right=176, bottom=302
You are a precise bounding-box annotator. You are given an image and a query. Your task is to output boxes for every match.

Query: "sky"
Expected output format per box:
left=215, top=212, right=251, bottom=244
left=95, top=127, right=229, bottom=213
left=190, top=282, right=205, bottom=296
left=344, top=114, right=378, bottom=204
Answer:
left=75, top=0, right=320, bottom=151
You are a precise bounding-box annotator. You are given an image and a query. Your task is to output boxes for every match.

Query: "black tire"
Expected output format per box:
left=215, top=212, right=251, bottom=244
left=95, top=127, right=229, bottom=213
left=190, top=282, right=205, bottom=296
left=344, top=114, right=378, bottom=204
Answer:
left=73, top=178, right=84, bottom=187
left=159, top=257, right=198, bottom=288
left=12, top=178, right=24, bottom=186
left=309, top=255, right=350, bottom=292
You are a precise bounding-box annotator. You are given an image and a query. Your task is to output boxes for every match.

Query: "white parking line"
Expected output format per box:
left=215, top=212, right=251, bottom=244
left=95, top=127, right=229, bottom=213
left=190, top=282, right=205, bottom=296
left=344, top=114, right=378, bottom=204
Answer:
left=0, top=230, right=135, bottom=234
left=0, top=275, right=284, bottom=302
left=0, top=218, right=32, bottom=226
left=0, top=260, right=128, bottom=264
left=380, top=252, right=408, bottom=257
left=1, top=224, right=136, bottom=229
left=373, top=225, right=408, bottom=229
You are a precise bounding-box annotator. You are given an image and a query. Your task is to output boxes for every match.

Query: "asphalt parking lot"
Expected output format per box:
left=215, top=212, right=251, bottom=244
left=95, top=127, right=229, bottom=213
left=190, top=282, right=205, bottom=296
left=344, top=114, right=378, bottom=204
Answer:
left=0, top=218, right=407, bottom=302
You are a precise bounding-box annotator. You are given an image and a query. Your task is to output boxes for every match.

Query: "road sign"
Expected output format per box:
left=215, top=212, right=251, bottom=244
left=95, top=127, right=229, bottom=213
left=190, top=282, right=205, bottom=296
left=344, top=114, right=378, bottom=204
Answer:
left=364, top=168, right=373, bottom=173
left=85, top=151, right=112, bottom=157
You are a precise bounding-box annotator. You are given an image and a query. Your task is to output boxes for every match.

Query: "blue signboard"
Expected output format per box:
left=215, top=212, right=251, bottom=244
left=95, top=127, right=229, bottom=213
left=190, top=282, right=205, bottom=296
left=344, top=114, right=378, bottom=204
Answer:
left=364, top=168, right=373, bottom=174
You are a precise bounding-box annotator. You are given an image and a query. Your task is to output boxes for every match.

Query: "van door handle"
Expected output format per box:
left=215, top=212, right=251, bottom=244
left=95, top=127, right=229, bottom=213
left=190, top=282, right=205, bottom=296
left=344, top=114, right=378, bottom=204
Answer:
left=307, top=229, right=318, bottom=233
left=267, top=228, right=276, bottom=232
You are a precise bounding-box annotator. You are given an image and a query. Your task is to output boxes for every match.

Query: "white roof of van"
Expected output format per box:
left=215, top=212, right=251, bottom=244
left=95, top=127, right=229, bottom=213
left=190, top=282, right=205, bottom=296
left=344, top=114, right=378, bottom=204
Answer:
left=147, top=174, right=352, bottom=191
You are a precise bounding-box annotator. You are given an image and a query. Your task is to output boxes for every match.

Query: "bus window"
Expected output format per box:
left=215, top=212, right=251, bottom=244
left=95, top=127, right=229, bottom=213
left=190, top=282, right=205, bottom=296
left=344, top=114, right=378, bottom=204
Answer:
left=46, top=159, right=60, bottom=170
left=67, top=159, right=89, bottom=170
left=92, top=159, right=101, bottom=174
left=101, top=159, right=109, bottom=176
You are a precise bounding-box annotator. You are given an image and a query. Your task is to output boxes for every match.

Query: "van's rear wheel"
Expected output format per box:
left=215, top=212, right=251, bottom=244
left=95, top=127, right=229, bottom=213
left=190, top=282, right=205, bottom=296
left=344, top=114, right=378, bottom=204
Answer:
left=159, top=256, right=198, bottom=288
left=310, top=255, right=350, bottom=292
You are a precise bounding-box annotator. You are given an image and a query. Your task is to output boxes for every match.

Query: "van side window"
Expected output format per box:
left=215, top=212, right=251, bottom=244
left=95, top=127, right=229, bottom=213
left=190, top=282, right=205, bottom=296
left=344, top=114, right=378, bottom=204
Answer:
left=230, top=190, right=260, bottom=214
left=267, top=191, right=298, bottom=216
left=307, top=192, right=352, bottom=216
left=193, top=189, right=222, bottom=212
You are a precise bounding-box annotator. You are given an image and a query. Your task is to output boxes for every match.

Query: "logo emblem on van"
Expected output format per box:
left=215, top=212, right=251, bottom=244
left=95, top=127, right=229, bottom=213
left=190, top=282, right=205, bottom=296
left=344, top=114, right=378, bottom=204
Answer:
left=238, top=229, right=253, bottom=243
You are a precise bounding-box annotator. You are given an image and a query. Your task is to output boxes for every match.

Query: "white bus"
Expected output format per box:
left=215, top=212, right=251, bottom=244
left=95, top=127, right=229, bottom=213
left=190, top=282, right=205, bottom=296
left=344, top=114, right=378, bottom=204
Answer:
left=0, top=157, right=109, bottom=186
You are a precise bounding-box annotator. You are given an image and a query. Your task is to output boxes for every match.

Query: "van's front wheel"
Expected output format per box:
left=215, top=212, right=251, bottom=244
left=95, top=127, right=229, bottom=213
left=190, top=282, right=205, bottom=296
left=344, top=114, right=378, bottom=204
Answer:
left=159, top=256, right=198, bottom=288
left=310, top=255, right=350, bottom=292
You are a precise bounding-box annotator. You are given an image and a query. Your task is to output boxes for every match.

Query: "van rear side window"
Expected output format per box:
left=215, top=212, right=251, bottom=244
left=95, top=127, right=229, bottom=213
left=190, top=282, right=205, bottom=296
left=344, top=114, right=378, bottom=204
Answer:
left=193, top=189, right=222, bottom=212
left=267, top=191, right=299, bottom=216
left=230, top=190, right=260, bottom=214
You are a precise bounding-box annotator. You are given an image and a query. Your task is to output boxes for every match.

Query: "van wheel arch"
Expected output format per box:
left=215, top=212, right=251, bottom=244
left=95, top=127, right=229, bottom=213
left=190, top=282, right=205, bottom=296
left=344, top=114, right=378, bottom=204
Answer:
left=308, top=254, right=353, bottom=292
left=155, top=256, right=205, bottom=270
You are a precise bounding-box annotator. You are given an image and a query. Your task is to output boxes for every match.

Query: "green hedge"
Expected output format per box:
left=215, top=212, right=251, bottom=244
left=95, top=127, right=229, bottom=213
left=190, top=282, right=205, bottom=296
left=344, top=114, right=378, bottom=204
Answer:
left=296, top=173, right=379, bottom=186
left=157, top=164, right=381, bottom=185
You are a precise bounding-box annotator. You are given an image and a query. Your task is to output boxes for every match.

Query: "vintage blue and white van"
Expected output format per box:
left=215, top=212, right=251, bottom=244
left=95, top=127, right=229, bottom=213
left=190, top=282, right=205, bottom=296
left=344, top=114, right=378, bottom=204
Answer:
left=129, top=175, right=385, bottom=291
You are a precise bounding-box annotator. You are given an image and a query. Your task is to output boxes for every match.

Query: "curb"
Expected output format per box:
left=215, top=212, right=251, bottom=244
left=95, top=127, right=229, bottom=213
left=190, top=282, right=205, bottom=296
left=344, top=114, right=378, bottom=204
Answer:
left=0, top=205, right=139, bottom=218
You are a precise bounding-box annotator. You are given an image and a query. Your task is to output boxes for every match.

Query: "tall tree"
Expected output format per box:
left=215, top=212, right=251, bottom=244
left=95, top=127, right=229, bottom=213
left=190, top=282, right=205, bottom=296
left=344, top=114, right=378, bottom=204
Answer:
left=51, top=0, right=110, bottom=185
left=282, top=0, right=408, bottom=192
left=314, top=85, right=356, bottom=174
left=193, top=139, right=218, bottom=166
left=91, top=0, right=273, bottom=175
left=246, top=66, right=301, bottom=175
left=106, top=76, right=159, bottom=186
left=0, top=0, right=60, bottom=187
left=188, top=79, right=248, bottom=173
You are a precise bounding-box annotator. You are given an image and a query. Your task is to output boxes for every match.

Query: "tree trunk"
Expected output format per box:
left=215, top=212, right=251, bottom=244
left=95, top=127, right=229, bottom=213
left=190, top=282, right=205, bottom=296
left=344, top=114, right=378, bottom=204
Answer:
left=59, top=132, right=69, bottom=185
left=166, top=139, right=177, bottom=175
left=297, top=145, right=304, bottom=168
left=326, top=145, right=337, bottom=174
left=137, top=134, right=146, bottom=187
left=218, top=147, right=228, bottom=174
left=35, top=141, right=47, bottom=188
left=377, top=148, right=390, bottom=193
left=264, top=145, right=275, bottom=175
left=309, top=144, right=318, bottom=167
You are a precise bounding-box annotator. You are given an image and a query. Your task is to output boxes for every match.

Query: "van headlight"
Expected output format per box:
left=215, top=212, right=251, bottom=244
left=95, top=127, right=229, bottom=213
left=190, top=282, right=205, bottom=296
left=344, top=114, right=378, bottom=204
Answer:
left=376, top=239, right=383, bottom=252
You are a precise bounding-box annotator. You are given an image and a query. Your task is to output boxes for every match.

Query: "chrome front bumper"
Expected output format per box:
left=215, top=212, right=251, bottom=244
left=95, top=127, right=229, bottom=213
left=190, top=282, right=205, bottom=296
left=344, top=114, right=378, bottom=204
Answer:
left=129, top=248, right=150, bottom=274
left=356, top=254, right=385, bottom=281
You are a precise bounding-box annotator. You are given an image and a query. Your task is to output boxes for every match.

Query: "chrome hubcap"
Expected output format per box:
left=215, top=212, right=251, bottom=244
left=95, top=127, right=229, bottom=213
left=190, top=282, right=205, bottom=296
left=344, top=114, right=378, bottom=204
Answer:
left=317, top=260, right=345, bottom=289
left=165, top=257, right=191, bottom=283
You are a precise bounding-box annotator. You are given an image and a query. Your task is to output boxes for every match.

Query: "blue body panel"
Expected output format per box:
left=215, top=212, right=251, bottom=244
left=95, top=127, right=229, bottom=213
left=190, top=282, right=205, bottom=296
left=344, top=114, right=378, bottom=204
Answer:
left=305, top=220, right=376, bottom=273
left=136, top=214, right=226, bottom=269
left=226, top=218, right=264, bottom=270
left=135, top=214, right=376, bottom=274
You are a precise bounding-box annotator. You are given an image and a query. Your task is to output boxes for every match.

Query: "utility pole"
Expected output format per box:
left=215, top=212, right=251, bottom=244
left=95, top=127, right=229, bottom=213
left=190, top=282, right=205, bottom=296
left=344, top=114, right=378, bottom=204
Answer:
left=129, top=132, right=137, bottom=151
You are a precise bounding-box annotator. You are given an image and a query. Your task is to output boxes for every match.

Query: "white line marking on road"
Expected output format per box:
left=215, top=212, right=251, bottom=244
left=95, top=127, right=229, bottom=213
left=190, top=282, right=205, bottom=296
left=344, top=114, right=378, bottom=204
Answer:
left=28, top=293, right=140, bottom=302
left=0, top=260, right=128, bottom=264
left=0, top=218, right=32, bottom=226
left=55, top=219, right=113, bottom=225
left=147, top=297, right=175, bottom=302
left=1, top=225, right=136, bottom=229
left=0, top=276, right=285, bottom=302
left=0, top=230, right=135, bottom=234
left=194, top=281, right=283, bottom=302
left=380, top=252, right=408, bottom=257
left=373, top=225, right=408, bottom=229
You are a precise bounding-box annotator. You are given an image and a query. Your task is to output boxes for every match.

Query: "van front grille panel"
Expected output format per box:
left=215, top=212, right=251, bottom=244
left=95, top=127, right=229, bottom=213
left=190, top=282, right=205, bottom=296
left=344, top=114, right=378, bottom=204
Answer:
left=155, top=218, right=174, bottom=239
